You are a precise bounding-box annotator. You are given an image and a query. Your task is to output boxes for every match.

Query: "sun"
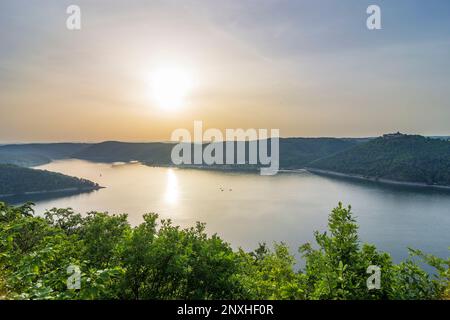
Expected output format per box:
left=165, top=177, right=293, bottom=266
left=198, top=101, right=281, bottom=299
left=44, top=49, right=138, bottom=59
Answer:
left=149, top=67, right=193, bottom=110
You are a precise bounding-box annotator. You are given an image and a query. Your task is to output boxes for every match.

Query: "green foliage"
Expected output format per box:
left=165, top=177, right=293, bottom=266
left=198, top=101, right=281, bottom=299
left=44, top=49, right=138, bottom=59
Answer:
left=238, top=243, right=307, bottom=299
left=0, top=201, right=447, bottom=300
left=407, top=248, right=450, bottom=299
left=78, top=212, right=130, bottom=269
left=300, top=204, right=388, bottom=299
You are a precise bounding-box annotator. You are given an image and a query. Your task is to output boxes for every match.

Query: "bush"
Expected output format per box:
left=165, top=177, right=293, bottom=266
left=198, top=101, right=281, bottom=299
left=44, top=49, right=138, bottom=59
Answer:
left=0, top=201, right=447, bottom=300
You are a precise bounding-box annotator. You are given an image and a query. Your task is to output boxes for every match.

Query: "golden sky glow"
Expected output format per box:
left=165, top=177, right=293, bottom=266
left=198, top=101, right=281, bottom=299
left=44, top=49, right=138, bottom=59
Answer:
left=1, top=1, right=450, bottom=142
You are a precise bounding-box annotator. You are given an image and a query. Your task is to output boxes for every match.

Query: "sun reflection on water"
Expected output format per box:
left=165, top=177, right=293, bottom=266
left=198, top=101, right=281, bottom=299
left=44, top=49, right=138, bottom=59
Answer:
left=164, top=169, right=179, bottom=205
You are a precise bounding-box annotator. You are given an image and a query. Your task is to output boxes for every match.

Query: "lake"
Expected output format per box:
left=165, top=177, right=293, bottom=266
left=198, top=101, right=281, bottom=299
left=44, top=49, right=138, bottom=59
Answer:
left=11, top=159, right=450, bottom=265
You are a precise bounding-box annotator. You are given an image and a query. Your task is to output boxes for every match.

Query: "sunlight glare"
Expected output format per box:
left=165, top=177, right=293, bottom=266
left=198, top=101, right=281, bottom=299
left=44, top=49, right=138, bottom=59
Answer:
left=150, top=67, right=193, bottom=110
left=164, top=168, right=179, bottom=205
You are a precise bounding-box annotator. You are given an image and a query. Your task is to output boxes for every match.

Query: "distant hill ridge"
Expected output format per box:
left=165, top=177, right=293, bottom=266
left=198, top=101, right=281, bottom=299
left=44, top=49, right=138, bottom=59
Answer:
left=0, top=139, right=365, bottom=167
left=70, top=138, right=361, bottom=169
left=72, top=141, right=174, bottom=164
left=1, top=134, right=449, bottom=186
left=307, top=133, right=450, bottom=186
left=0, top=143, right=92, bottom=167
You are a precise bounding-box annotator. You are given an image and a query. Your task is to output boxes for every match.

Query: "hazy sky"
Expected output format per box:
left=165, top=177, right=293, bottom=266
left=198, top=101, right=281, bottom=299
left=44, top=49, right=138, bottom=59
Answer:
left=1, top=0, right=449, bottom=142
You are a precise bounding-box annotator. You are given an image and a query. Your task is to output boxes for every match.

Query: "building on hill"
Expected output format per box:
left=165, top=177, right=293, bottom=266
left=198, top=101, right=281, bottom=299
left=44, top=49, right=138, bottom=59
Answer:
left=382, top=132, right=405, bottom=139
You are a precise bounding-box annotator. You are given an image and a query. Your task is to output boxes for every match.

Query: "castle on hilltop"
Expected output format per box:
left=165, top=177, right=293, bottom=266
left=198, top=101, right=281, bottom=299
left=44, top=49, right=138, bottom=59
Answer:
left=383, top=132, right=405, bottom=139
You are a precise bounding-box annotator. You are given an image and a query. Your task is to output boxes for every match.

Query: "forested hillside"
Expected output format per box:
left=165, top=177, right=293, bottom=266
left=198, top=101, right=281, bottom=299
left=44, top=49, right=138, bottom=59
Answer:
left=0, top=143, right=92, bottom=167
left=308, top=134, right=450, bottom=186
left=72, top=141, right=174, bottom=164
left=71, top=138, right=360, bottom=168
left=2, top=136, right=449, bottom=186
left=279, top=138, right=359, bottom=168
left=0, top=164, right=100, bottom=196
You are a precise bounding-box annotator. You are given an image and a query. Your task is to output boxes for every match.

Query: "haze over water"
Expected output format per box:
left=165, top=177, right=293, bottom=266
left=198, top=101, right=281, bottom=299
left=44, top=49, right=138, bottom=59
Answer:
left=21, top=159, right=450, bottom=265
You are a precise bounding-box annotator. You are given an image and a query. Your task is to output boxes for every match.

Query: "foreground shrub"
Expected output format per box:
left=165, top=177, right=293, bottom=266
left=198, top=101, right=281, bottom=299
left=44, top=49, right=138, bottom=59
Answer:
left=0, top=201, right=447, bottom=299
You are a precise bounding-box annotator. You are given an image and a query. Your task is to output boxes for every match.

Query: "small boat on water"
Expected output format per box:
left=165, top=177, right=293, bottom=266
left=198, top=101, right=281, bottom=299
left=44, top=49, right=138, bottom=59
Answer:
left=111, top=162, right=126, bottom=167
left=112, top=160, right=140, bottom=167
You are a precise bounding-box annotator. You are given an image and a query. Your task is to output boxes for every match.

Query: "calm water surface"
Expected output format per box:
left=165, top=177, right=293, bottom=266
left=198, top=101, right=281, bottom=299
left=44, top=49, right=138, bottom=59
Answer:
left=14, top=159, right=450, bottom=264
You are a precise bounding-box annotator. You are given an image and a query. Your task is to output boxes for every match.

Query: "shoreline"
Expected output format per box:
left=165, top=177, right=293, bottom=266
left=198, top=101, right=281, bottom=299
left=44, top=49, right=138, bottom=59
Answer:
left=128, top=162, right=450, bottom=190
left=0, top=185, right=104, bottom=198
left=36, top=159, right=450, bottom=192
left=304, top=168, right=450, bottom=190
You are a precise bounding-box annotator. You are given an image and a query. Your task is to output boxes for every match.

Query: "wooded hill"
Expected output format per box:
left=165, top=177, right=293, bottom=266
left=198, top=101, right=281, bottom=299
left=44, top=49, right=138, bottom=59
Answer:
left=0, top=164, right=100, bottom=196
left=308, top=134, right=450, bottom=186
